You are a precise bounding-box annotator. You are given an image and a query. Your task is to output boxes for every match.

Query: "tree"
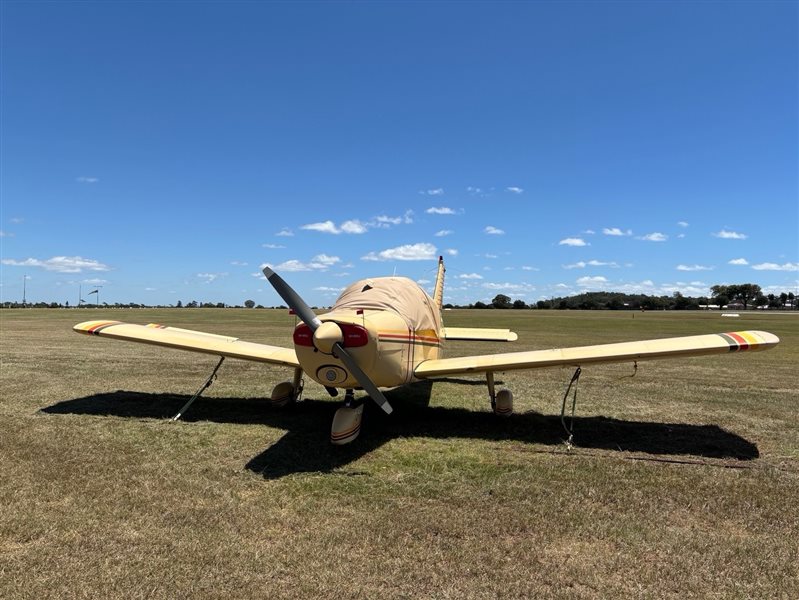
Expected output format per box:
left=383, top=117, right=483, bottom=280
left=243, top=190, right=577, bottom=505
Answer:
left=176, top=300, right=183, bottom=308
left=512, top=299, right=527, bottom=309
left=733, top=284, right=762, bottom=310
left=473, top=301, right=488, bottom=309
left=244, top=299, right=255, bottom=308
left=492, top=294, right=512, bottom=309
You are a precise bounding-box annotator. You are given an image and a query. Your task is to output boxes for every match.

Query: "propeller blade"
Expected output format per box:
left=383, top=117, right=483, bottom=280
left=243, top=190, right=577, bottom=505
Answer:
left=333, top=342, right=393, bottom=415
left=262, top=266, right=321, bottom=330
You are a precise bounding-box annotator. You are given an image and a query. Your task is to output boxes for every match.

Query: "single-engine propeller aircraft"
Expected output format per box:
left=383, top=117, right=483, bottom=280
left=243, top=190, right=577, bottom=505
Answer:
left=74, top=257, right=779, bottom=444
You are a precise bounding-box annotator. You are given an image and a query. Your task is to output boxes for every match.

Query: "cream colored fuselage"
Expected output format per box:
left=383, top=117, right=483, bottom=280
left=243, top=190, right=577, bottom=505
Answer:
left=294, top=309, right=443, bottom=390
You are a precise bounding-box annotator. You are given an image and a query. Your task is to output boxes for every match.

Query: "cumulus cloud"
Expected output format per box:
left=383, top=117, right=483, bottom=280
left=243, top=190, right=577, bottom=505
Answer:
left=576, top=276, right=608, bottom=287
left=340, top=220, right=368, bottom=234
left=444, top=248, right=458, bottom=256
left=559, top=237, right=588, bottom=247
left=751, top=262, right=799, bottom=271
left=1, top=256, right=111, bottom=273
left=484, top=226, right=505, bottom=235
left=0, top=230, right=12, bottom=237
left=678, top=221, right=689, bottom=228
left=602, top=227, right=632, bottom=236
left=276, top=228, right=294, bottom=237
left=230, top=260, right=249, bottom=266
left=434, top=229, right=453, bottom=237
left=421, top=188, right=444, bottom=196
left=426, top=206, right=457, bottom=215
left=728, top=258, right=749, bottom=266
left=262, top=244, right=285, bottom=249
left=197, top=272, right=227, bottom=283
left=521, top=266, right=539, bottom=271
left=259, top=254, right=341, bottom=273
left=362, top=243, right=437, bottom=262
left=76, top=176, right=99, bottom=183
left=713, top=229, right=747, bottom=240
left=505, top=186, right=524, bottom=194
left=638, top=232, right=668, bottom=242
left=676, top=264, right=714, bottom=271
left=458, top=273, right=484, bottom=280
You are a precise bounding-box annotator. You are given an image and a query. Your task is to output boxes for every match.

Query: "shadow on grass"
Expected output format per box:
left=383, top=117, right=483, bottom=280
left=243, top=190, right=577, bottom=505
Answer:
left=43, top=384, right=759, bottom=479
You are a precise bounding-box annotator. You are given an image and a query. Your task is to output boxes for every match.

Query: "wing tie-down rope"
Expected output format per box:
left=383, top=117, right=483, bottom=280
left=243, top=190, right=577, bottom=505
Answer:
left=560, top=367, right=581, bottom=447
left=171, top=356, right=225, bottom=421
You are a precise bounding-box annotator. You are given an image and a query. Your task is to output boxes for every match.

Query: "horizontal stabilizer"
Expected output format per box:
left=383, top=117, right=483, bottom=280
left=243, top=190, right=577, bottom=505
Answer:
left=73, top=320, right=299, bottom=367
left=442, top=327, right=518, bottom=342
left=415, top=330, right=779, bottom=378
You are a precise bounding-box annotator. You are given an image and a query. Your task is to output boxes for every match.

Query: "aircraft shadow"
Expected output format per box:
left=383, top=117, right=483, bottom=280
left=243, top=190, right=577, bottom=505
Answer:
left=43, top=387, right=760, bottom=479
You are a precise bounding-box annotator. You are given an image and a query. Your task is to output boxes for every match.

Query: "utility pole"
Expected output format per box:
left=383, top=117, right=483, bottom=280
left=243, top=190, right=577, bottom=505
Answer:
left=22, top=275, right=27, bottom=307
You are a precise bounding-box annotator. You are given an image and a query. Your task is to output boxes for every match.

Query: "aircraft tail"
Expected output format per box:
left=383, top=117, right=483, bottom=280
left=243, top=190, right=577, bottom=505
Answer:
left=432, top=255, right=446, bottom=310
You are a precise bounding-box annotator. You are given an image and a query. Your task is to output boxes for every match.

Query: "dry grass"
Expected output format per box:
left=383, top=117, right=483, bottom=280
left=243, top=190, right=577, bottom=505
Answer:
left=1, top=308, right=797, bottom=598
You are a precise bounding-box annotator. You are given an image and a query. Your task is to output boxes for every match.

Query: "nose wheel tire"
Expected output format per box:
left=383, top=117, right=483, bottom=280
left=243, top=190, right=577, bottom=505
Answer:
left=493, top=389, right=513, bottom=417
left=331, top=403, right=364, bottom=445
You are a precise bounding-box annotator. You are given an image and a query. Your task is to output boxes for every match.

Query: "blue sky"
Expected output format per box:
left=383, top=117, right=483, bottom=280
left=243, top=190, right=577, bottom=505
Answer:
left=2, top=1, right=797, bottom=307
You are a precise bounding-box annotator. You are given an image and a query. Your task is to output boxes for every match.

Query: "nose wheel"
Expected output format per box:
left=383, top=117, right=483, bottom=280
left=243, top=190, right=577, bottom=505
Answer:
left=331, top=389, right=364, bottom=445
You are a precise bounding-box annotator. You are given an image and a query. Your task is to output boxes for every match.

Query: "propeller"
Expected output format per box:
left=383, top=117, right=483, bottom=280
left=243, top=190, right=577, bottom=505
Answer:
left=263, top=266, right=393, bottom=415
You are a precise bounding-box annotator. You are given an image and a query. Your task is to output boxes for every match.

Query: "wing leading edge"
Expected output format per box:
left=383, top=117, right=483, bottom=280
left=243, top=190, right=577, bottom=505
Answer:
left=414, top=330, right=779, bottom=378
left=73, top=320, right=299, bottom=367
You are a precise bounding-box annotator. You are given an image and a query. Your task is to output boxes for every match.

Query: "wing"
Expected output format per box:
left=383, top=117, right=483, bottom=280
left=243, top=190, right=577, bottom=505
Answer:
left=414, top=330, right=779, bottom=378
left=74, top=320, right=299, bottom=367
left=442, top=327, right=518, bottom=342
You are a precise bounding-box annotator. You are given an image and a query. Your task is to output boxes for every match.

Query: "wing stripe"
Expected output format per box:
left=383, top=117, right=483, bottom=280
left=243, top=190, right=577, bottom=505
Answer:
left=717, top=332, right=740, bottom=351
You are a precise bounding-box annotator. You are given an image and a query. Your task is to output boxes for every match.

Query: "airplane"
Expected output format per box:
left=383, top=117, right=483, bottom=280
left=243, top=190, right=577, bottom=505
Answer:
left=74, top=257, right=780, bottom=445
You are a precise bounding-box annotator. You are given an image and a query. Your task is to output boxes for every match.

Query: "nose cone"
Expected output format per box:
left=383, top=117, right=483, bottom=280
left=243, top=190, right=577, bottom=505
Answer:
left=314, top=321, right=343, bottom=354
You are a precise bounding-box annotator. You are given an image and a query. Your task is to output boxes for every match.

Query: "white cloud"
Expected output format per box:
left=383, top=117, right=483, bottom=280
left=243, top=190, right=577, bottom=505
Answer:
left=0, top=230, right=12, bottom=237
left=302, top=221, right=339, bottom=234
left=434, top=229, right=453, bottom=237
left=426, top=206, right=456, bottom=215
left=728, top=258, right=749, bottom=266
left=2, top=256, right=110, bottom=273
left=10, top=217, right=24, bottom=224
left=602, top=227, right=631, bottom=236
left=230, top=260, right=249, bottom=266
left=259, top=254, right=341, bottom=273
left=482, top=282, right=536, bottom=292
left=677, top=233, right=686, bottom=239
left=197, top=272, right=227, bottom=283
left=576, top=276, right=608, bottom=287
left=484, top=225, right=505, bottom=235
left=421, top=188, right=444, bottom=196
left=676, top=264, right=713, bottom=272
left=458, top=273, right=484, bottom=280
left=678, top=221, right=689, bottom=228
left=506, top=186, right=524, bottom=194
left=82, top=278, right=107, bottom=285
left=262, top=244, right=285, bottom=249
left=76, top=176, right=99, bottom=183
left=314, top=286, right=345, bottom=292
left=444, top=248, right=458, bottom=256
left=564, top=259, right=620, bottom=269
left=638, top=232, right=668, bottom=242
left=276, top=228, right=294, bottom=237
left=362, top=243, right=437, bottom=262
left=416, top=279, right=431, bottom=285
left=559, top=238, right=588, bottom=247
left=751, top=262, right=799, bottom=272
left=466, top=186, right=482, bottom=195
left=583, top=229, right=596, bottom=235
left=340, top=220, right=368, bottom=234
left=713, top=229, right=748, bottom=240
left=521, top=266, right=539, bottom=271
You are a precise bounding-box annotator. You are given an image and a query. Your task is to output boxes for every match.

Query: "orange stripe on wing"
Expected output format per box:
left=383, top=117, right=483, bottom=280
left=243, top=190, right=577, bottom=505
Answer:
left=727, top=332, right=749, bottom=351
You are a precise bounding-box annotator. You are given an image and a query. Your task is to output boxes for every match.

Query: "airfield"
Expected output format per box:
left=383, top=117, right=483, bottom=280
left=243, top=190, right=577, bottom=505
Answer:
left=1, top=308, right=797, bottom=598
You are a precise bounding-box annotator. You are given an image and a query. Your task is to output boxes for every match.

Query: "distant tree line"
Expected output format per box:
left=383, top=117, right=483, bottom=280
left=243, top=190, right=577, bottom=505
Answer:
left=444, top=284, right=797, bottom=311
left=2, top=283, right=796, bottom=311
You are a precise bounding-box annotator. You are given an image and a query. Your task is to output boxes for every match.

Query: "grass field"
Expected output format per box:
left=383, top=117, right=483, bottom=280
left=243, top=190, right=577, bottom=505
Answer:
left=1, top=308, right=797, bottom=598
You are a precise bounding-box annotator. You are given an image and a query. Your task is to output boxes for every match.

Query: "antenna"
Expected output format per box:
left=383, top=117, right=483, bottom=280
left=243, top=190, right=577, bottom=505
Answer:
left=22, top=275, right=27, bottom=307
